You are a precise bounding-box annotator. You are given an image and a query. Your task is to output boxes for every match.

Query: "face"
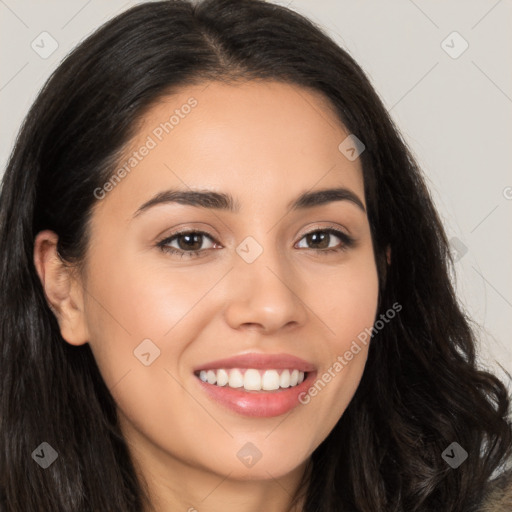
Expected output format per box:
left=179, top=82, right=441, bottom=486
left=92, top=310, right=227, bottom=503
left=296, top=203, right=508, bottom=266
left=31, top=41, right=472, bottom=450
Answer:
left=42, top=81, right=379, bottom=488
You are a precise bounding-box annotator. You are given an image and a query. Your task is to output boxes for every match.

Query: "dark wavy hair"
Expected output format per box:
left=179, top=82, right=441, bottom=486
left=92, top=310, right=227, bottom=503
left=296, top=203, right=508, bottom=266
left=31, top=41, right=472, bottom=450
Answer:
left=1, top=0, right=511, bottom=510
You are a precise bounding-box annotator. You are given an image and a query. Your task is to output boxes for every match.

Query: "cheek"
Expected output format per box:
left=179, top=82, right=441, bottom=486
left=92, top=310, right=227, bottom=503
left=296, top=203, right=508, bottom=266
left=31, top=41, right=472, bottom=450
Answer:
left=309, top=249, right=380, bottom=350
left=82, top=246, right=219, bottom=387
left=81, top=252, right=214, bottom=460
left=298, top=251, right=379, bottom=436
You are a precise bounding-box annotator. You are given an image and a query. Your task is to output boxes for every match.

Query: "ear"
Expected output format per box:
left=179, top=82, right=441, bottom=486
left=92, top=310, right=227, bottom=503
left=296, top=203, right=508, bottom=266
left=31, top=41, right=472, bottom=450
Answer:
left=386, top=245, right=391, bottom=265
left=33, top=230, right=89, bottom=346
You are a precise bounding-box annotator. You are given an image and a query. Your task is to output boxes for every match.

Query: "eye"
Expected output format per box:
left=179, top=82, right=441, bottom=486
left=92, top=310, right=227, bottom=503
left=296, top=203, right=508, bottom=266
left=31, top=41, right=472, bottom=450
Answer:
left=157, top=230, right=218, bottom=258
left=295, top=227, right=355, bottom=254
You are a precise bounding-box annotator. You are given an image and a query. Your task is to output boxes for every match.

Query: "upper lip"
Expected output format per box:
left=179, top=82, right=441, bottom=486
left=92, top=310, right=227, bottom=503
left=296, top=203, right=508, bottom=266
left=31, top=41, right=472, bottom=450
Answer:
left=193, top=352, right=316, bottom=373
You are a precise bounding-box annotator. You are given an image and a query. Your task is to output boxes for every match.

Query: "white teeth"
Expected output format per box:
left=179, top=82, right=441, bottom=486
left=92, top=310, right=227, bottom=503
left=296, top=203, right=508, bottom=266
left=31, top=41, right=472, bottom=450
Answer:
left=197, top=368, right=306, bottom=391
left=261, top=370, right=280, bottom=390
left=228, top=369, right=244, bottom=388
left=280, top=369, right=290, bottom=388
left=216, top=368, right=229, bottom=386
left=243, top=369, right=261, bottom=390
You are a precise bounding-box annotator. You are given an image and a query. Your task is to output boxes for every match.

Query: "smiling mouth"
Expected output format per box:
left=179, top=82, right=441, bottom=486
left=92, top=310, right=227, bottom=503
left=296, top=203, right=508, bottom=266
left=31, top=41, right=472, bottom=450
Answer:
left=194, top=368, right=307, bottom=392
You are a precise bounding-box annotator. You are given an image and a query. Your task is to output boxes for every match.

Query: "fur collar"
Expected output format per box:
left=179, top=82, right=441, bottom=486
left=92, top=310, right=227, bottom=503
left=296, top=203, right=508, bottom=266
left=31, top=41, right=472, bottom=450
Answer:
left=476, top=468, right=512, bottom=511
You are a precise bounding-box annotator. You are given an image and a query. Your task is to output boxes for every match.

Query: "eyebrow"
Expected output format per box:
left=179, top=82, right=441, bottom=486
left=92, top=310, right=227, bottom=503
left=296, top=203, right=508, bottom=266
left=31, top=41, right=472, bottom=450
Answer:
left=132, top=186, right=366, bottom=218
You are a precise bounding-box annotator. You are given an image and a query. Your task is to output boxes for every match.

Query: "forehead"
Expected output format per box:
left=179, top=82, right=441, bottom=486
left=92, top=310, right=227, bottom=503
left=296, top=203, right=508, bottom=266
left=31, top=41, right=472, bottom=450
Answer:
left=94, top=80, right=365, bottom=217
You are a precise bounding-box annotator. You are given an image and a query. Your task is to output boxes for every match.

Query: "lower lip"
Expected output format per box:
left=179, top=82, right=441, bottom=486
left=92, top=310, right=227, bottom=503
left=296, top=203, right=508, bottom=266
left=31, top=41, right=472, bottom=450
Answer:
left=195, top=372, right=317, bottom=418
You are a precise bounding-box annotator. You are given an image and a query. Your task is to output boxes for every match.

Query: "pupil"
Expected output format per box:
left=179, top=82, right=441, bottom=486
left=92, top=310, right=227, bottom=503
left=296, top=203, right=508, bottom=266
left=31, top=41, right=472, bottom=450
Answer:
left=308, top=231, right=328, bottom=249
left=180, top=234, right=201, bottom=250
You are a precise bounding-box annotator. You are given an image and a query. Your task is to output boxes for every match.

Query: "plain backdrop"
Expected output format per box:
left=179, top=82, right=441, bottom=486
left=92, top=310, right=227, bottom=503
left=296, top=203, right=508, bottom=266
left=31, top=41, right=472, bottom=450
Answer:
left=1, top=0, right=511, bottom=383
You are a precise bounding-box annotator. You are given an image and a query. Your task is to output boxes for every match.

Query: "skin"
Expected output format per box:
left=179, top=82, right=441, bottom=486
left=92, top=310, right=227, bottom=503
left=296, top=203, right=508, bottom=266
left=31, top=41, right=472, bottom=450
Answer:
left=34, top=80, right=380, bottom=512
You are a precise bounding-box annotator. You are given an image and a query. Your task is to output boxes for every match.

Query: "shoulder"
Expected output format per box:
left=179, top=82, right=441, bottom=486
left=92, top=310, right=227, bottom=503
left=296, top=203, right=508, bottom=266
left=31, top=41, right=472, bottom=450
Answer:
left=476, top=468, right=512, bottom=512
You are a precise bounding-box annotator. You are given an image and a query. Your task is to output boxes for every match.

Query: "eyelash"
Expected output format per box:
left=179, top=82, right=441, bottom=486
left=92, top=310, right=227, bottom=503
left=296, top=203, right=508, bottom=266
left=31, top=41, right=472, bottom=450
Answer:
left=157, top=226, right=356, bottom=259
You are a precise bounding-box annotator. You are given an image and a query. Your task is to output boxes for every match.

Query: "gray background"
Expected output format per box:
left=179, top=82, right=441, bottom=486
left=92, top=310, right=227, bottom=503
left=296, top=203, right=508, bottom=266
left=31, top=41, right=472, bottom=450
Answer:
left=1, top=0, right=511, bottom=382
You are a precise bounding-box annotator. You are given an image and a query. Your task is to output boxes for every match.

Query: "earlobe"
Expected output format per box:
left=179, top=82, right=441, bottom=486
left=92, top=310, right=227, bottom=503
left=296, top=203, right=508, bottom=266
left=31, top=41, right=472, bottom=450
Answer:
left=33, top=230, right=89, bottom=346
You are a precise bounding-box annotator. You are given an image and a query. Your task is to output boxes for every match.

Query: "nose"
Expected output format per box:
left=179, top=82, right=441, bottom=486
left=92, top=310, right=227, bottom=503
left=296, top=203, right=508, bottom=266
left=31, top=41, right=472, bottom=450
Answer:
left=223, top=241, right=308, bottom=335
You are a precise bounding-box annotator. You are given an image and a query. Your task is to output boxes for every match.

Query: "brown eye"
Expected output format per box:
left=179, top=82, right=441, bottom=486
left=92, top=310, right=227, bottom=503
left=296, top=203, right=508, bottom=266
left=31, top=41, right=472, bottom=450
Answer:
left=296, top=228, right=355, bottom=253
left=175, top=233, right=205, bottom=251
left=304, top=231, right=331, bottom=249
left=158, top=230, right=217, bottom=258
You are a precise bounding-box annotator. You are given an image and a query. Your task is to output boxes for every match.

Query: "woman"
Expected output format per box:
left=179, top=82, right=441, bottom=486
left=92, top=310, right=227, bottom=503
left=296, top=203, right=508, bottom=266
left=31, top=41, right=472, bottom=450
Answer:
left=0, top=0, right=510, bottom=510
